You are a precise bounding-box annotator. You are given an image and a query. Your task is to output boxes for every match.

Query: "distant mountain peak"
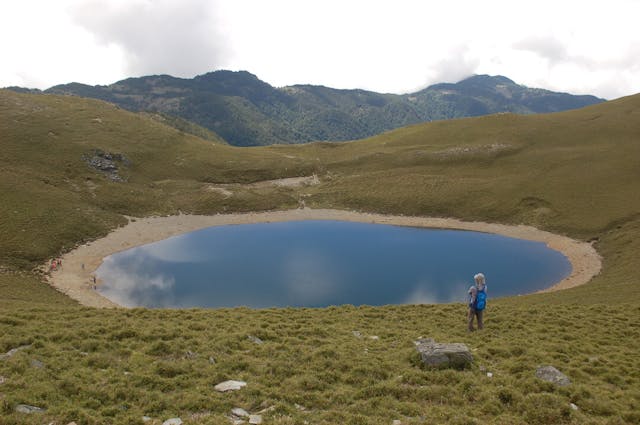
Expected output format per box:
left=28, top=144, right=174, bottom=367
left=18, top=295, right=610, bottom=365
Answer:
left=461, top=74, right=516, bottom=85
left=426, top=74, right=518, bottom=92
left=194, top=69, right=260, bottom=81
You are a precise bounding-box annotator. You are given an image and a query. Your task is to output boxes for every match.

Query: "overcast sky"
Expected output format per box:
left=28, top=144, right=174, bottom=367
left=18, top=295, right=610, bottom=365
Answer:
left=2, top=0, right=639, bottom=99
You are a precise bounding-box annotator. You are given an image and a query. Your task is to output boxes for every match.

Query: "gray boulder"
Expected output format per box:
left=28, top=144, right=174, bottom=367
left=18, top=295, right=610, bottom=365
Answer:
left=231, top=407, right=250, bottom=418
left=0, top=345, right=31, bottom=360
left=247, top=335, right=263, bottom=345
left=15, top=404, right=46, bottom=414
left=415, top=338, right=473, bottom=369
left=162, top=418, right=183, bottom=425
left=535, top=365, right=571, bottom=386
left=214, top=380, right=247, bottom=392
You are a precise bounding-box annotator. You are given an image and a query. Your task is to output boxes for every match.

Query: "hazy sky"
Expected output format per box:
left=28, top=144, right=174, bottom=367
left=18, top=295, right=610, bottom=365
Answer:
left=2, top=0, right=639, bottom=99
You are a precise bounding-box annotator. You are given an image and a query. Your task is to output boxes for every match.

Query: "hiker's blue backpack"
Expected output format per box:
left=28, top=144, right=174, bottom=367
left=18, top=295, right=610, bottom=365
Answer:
left=475, top=287, right=487, bottom=311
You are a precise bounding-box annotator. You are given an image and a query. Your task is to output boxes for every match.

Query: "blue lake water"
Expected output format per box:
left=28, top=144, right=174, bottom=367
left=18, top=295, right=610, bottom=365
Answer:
left=96, top=220, right=571, bottom=308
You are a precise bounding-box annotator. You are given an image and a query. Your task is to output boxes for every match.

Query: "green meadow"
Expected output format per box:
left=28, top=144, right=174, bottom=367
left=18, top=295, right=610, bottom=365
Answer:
left=0, top=89, right=639, bottom=424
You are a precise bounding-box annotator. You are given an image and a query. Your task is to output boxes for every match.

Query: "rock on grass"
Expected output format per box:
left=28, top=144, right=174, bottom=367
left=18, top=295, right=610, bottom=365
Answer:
left=535, top=365, right=571, bottom=386
left=415, top=338, right=473, bottom=369
left=214, top=380, right=247, bottom=392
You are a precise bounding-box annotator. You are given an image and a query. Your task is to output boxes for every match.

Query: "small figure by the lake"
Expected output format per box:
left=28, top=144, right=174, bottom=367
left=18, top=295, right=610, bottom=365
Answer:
left=467, top=273, right=487, bottom=331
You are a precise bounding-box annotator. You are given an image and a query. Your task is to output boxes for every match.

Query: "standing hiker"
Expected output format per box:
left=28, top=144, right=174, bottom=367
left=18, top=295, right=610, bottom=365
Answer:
left=467, top=273, right=487, bottom=331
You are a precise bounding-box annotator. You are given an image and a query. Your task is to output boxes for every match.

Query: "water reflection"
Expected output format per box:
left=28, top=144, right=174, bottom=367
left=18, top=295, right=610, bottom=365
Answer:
left=404, top=279, right=471, bottom=305
left=98, top=254, right=177, bottom=308
left=280, top=248, right=343, bottom=305
left=97, top=221, right=571, bottom=308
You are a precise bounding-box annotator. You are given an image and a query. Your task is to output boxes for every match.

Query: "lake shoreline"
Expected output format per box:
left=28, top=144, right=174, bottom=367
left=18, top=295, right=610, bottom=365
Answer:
left=48, top=208, right=602, bottom=309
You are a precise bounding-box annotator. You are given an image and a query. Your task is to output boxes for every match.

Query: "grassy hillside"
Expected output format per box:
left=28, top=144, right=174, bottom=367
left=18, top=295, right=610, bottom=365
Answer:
left=1, top=89, right=639, bottom=424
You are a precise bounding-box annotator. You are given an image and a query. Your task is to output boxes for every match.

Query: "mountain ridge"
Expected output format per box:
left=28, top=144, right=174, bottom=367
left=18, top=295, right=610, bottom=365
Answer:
left=14, top=71, right=605, bottom=146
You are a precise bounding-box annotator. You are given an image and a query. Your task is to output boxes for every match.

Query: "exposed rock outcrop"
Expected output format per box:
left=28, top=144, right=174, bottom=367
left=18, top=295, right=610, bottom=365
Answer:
left=83, top=149, right=130, bottom=182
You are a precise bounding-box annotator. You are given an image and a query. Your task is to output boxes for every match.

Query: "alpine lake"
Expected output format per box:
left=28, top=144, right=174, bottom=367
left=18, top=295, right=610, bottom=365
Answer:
left=96, top=220, right=571, bottom=309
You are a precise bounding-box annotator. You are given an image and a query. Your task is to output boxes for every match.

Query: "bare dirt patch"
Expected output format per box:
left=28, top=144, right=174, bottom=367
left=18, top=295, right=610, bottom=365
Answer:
left=249, top=175, right=320, bottom=188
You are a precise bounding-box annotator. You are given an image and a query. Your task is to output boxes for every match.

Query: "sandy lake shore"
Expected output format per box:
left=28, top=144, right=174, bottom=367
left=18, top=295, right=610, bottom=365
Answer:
left=48, top=208, right=602, bottom=308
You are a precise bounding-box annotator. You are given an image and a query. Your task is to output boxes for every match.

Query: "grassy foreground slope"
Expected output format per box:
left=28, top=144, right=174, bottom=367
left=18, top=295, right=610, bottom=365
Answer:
left=0, top=89, right=639, bottom=424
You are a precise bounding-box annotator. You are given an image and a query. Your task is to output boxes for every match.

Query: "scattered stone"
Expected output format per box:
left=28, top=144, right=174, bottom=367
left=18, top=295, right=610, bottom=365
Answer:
left=67, top=422, right=78, bottom=425
left=257, top=405, right=276, bottom=414
left=535, top=365, right=571, bottom=386
left=352, top=331, right=362, bottom=338
left=294, top=403, right=307, bottom=411
left=190, top=411, right=212, bottom=420
left=0, top=345, right=31, bottom=360
left=393, top=420, right=402, bottom=425
left=142, top=416, right=152, bottom=422
left=162, top=418, right=183, bottom=425
left=247, top=335, right=263, bottom=345
left=215, top=380, right=247, bottom=392
left=570, top=403, right=579, bottom=411
left=369, top=335, right=380, bottom=340
left=15, top=404, right=46, bottom=414
left=249, top=414, right=262, bottom=424
left=184, top=350, right=198, bottom=359
left=415, top=338, right=473, bottom=369
left=486, top=372, right=493, bottom=378
left=209, top=356, right=216, bottom=364
left=0, top=376, right=5, bottom=385
left=31, top=359, right=44, bottom=369
left=232, top=408, right=250, bottom=418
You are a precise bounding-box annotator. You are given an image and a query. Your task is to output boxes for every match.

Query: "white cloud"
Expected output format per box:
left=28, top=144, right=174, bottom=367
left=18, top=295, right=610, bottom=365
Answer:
left=513, top=36, right=569, bottom=64
left=68, top=0, right=230, bottom=78
left=0, top=0, right=126, bottom=88
left=1, top=0, right=639, bottom=98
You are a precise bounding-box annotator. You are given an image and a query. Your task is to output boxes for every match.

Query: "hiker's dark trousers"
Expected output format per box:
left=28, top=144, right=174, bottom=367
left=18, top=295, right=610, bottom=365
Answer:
left=468, top=307, right=484, bottom=331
